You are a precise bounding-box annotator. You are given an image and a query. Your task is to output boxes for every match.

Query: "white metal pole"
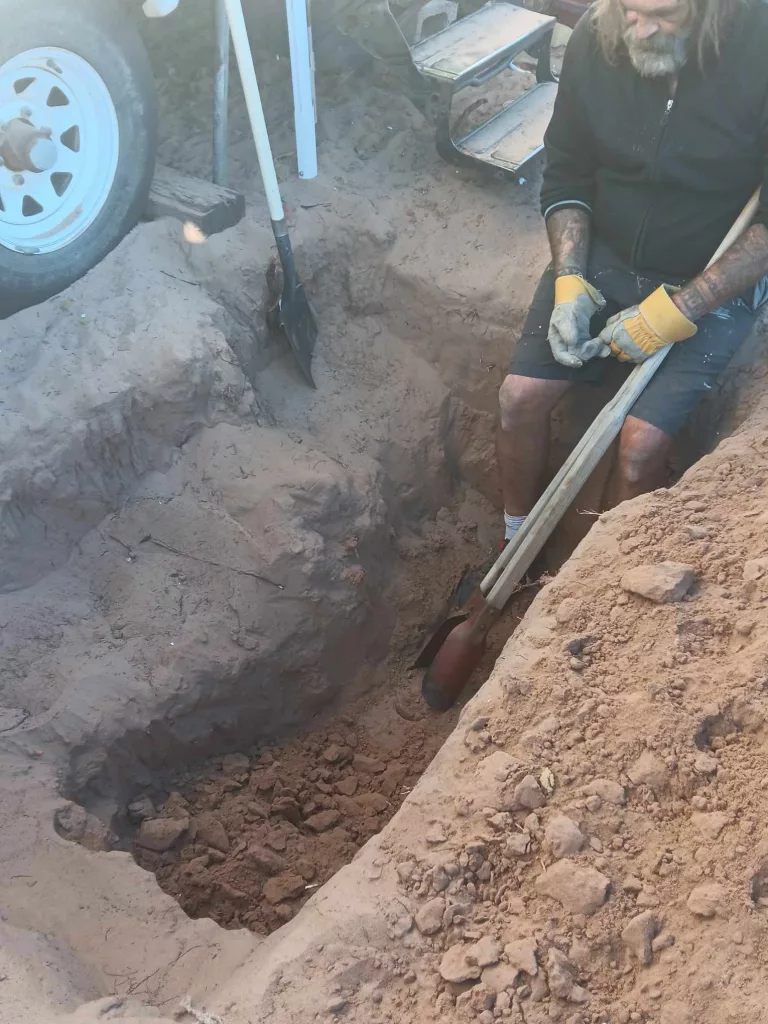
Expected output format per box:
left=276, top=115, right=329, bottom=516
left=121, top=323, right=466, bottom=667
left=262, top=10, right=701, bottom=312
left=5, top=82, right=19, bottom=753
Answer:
left=213, top=0, right=230, bottom=186
left=221, top=0, right=285, bottom=222
left=286, top=0, right=318, bottom=179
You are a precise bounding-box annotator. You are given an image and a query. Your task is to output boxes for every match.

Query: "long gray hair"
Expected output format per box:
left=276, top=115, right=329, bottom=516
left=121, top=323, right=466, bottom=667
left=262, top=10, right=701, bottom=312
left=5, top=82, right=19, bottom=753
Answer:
left=593, top=0, right=747, bottom=69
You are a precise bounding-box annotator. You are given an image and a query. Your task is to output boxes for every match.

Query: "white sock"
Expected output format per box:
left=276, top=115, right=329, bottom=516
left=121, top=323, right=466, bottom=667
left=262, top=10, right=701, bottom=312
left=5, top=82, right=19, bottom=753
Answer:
left=504, top=512, right=527, bottom=541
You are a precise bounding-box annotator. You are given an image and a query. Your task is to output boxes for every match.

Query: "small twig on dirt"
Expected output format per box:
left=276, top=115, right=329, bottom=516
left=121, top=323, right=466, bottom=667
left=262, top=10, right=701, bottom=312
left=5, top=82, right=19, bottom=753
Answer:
left=139, top=534, right=284, bottom=589
left=576, top=508, right=601, bottom=517
left=161, top=269, right=200, bottom=288
left=107, top=533, right=136, bottom=559
left=179, top=997, right=224, bottom=1024
left=126, top=945, right=205, bottom=998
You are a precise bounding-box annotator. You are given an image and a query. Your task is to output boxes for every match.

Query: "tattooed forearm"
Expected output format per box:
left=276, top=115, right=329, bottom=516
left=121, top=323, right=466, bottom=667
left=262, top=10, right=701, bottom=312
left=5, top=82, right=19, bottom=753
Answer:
left=673, top=223, right=768, bottom=321
left=546, top=207, right=591, bottom=278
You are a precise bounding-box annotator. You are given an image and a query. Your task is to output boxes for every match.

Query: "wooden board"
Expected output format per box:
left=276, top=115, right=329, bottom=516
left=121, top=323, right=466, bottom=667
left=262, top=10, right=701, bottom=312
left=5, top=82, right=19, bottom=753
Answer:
left=146, top=164, right=246, bottom=236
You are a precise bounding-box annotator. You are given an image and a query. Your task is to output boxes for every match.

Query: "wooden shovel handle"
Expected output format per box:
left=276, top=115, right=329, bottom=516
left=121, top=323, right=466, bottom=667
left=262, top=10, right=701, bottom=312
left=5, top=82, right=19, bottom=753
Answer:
left=483, top=187, right=761, bottom=611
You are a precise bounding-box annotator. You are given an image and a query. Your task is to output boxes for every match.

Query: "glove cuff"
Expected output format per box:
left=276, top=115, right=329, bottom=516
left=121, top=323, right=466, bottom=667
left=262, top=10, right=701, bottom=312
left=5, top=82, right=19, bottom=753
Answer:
left=638, top=285, right=697, bottom=343
left=554, top=274, right=604, bottom=308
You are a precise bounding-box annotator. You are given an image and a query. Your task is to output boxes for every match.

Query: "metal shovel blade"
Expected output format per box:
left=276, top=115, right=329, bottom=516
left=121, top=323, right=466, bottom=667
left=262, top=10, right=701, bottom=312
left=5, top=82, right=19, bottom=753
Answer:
left=274, top=221, right=318, bottom=388
left=411, top=560, right=493, bottom=670
left=280, top=277, right=318, bottom=387
left=412, top=611, right=468, bottom=669
left=421, top=601, right=500, bottom=711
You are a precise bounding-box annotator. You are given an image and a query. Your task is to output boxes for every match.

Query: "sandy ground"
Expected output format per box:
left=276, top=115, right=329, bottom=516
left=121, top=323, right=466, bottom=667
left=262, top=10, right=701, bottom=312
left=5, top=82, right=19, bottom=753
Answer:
left=1, top=4, right=768, bottom=1023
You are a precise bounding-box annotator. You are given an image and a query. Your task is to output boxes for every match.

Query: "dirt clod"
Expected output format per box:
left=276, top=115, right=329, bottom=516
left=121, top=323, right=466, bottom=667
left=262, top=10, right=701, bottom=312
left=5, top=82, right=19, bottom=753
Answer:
left=585, top=778, right=626, bottom=806
left=414, top=897, right=446, bottom=935
left=305, top=809, right=342, bottom=833
left=545, top=814, right=585, bottom=858
left=536, top=860, right=610, bottom=915
left=621, top=911, right=659, bottom=965
left=263, top=872, right=306, bottom=905
left=504, top=938, right=538, bottom=976
left=439, top=943, right=483, bottom=983
left=512, top=774, right=547, bottom=810
left=136, top=816, right=189, bottom=852
left=687, top=883, right=725, bottom=918
left=547, top=948, right=589, bottom=1003
left=621, top=561, right=696, bottom=602
left=468, top=935, right=502, bottom=968
left=195, top=815, right=230, bottom=853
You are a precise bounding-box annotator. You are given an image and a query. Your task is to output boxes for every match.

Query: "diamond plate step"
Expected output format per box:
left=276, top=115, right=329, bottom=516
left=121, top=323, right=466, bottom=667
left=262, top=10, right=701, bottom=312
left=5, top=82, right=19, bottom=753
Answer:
left=456, top=80, right=557, bottom=172
left=411, top=1, right=555, bottom=87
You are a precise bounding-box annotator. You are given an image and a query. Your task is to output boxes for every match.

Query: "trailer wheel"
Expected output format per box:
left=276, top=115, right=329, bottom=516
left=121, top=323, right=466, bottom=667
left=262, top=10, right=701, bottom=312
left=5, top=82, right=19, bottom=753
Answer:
left=0, top=0, right=157, bottom=316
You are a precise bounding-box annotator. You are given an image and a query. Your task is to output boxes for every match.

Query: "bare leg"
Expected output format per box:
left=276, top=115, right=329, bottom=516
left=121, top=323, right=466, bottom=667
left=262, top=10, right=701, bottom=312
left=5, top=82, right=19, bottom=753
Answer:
left=497, top=374, right=572, bottom=516
left=607, top=414, right=674, bottom=507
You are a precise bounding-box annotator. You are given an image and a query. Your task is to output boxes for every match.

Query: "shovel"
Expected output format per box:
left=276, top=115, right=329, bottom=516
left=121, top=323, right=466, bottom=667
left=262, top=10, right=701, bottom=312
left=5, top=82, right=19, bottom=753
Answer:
left=420, top=190, right=760, bottom=711
left=222, top=0, right=318, bottom=387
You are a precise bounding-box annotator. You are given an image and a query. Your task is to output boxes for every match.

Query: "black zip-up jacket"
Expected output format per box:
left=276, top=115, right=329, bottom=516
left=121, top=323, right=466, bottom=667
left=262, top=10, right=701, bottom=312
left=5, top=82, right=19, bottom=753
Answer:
left=540, top=1, right=768, bottom=280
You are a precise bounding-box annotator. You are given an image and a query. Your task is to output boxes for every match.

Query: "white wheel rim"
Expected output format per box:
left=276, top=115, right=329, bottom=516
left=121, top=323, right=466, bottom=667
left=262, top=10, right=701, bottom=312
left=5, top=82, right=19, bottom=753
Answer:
left=0, top=47, right=119, bottom=255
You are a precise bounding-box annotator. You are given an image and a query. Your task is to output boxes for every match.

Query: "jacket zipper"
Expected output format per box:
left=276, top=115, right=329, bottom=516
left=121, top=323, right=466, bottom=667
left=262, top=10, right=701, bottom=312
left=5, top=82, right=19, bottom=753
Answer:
left=630, top=97, right=675, bottom=268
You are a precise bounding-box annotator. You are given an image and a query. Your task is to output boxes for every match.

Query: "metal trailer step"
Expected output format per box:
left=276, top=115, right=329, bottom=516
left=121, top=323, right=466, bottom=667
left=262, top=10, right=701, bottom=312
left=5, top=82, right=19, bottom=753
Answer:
left=411, top=1, right=555, bottom=88
left=455, top=80, right=557, bottom=173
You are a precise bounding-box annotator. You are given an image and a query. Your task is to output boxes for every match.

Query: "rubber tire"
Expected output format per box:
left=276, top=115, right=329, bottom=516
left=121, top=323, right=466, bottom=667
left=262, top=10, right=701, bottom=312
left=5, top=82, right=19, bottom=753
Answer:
left=0, top=0, right=158, bottom=317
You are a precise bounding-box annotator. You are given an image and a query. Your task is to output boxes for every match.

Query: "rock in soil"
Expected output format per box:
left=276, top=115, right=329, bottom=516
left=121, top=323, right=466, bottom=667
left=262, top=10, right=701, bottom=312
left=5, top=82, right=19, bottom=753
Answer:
left=414, top=897, right=446, bottom=935
left=621, top=911, right=659, bottom=966
left=585, top=778, right=627, bottom=805
left=547, top=948, right=589, bottom=1003
left=621, top=561, right=696, bottom=602
left=468, top=935, right=501, bottom=968
left=504, top=938, right=538, bottom=975
left=511, top=774, right=547, bottom=810
left=439, top=943, right=483, bottom=983
left=545, top=814, right=585, bottom=858
left=536, top=860, right=610, bottom=915
left=195, top=815, right=230, bottom=853
left=481, top=963, right=521, bottom=993
left=136, top=816, right=189, bottom=852
left=626, top=750, right=670, bottom=792
left=262, top=872, right=306, bottom=905
left=687, top=883, right=725, bottom=918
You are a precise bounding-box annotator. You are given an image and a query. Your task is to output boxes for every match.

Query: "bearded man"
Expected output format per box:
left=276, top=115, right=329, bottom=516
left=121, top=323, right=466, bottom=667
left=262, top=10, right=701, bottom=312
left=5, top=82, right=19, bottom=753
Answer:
left=497, top=0, right=768, bottom=545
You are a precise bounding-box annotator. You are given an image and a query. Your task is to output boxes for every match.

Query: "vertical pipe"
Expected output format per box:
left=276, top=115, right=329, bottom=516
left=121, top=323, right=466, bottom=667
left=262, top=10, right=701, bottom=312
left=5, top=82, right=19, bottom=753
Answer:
left=213, top=0, right=230, bottom=186
left=286, top=0, right=318, bottom=179
left=222, top=0, right=285, bottom=221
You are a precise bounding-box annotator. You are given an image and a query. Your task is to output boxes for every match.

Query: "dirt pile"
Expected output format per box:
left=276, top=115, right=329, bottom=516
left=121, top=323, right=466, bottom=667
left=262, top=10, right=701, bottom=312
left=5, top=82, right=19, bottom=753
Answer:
left=338, top=433, right=768, bottom=1024
left=131, top=683, right=458, bottom=934
left=128, top=578, right=536, bottom=935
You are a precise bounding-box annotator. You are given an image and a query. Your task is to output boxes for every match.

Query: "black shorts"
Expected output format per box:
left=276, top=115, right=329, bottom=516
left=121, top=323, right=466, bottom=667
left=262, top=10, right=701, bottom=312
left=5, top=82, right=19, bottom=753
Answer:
left=508, top=241, right=756, bottom=437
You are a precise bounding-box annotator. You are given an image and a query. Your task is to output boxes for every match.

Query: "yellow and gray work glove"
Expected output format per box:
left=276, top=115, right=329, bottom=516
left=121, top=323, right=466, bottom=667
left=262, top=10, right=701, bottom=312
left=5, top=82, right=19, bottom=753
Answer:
left=595, top=284, right=698, bottom=363
left=548, top=274, right=607, bottom=368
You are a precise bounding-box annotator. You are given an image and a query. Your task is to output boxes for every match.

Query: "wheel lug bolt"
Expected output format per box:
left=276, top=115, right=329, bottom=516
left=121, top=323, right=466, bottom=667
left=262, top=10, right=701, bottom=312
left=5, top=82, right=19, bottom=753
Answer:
left=40, top=127, right=53, bottom=138
left=20, top=107, right=32, bottom=119
left=13, top=174, right=24, bottom=186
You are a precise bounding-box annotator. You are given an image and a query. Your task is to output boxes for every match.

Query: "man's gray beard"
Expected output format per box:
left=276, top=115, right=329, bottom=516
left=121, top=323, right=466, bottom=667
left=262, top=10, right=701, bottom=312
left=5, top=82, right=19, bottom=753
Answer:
left=623, top=29, right=688, bottom=76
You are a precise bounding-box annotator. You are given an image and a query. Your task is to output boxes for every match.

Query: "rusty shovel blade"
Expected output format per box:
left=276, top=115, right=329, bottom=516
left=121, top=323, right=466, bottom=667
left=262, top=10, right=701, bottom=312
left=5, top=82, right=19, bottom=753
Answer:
left=412, top=585, right=488, bottom=670
left=411, top=611, right=468, bottom=669
left=421, top=601, right=501, bottom=712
